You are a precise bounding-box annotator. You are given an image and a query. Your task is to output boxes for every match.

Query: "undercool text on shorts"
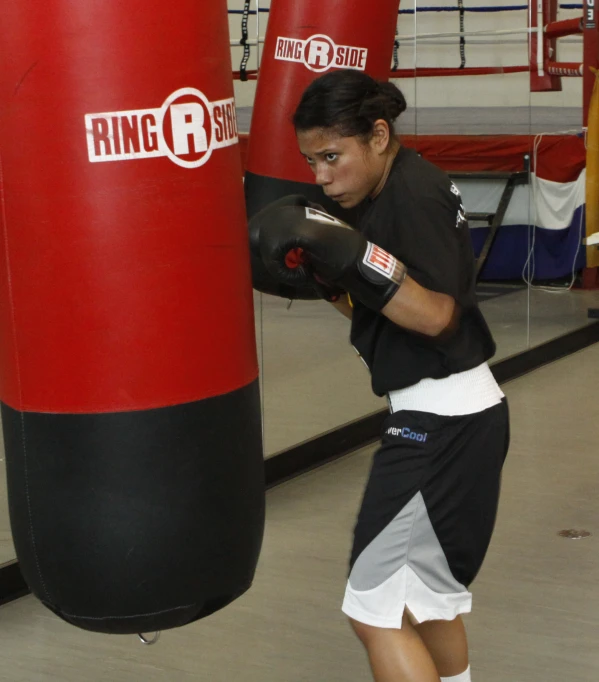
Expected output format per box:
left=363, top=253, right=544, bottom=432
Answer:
left=386, top=426, right=428, bottom=443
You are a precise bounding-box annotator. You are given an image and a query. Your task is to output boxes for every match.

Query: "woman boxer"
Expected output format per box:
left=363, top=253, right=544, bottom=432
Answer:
left=255, top=69, right=510, bottom=682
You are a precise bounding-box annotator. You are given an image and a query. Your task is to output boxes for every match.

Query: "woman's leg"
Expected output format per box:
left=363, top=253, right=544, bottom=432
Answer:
left=349, top=612, right=441, bottom=682
left=414, top=616, right=469, bottom=678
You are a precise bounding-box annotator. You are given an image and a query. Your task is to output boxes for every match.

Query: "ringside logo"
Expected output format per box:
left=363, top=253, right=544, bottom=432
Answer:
left=275, top=34, right=368, bottom=73
left=85, top=87, right=238, bottom=168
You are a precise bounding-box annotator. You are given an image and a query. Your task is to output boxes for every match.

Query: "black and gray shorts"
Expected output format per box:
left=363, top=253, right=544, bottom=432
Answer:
left=342, top=399, right=509, bottom=627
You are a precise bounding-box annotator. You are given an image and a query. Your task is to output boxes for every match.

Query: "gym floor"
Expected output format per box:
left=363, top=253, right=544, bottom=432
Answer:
left=0, top=343, right=597, bottom=681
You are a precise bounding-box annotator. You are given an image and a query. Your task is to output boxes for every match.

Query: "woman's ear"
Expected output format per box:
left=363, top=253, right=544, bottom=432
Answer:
left=371, top=119, right=391, bottom=154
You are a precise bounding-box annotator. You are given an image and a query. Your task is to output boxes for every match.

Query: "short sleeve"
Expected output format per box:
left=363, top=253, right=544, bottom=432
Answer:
left=387, top=181, right=469, bottom=301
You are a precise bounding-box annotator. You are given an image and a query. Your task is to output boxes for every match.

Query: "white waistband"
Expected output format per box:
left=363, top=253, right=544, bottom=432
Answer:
left=387, top=363, right=504, bottom=417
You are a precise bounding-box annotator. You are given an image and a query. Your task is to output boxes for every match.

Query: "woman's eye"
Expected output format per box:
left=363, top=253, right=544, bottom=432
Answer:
left=325, top=153, right=338, bottom=162
left=306, top=157, right=315, bottom=166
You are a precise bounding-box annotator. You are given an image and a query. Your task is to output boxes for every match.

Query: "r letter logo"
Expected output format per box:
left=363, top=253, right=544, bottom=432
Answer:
left=85, top=87, right=238, bottom=168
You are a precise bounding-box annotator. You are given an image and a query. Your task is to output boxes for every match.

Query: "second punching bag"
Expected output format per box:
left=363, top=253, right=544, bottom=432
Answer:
left=0, top=1, right=265, bottom=635
left=244, top=0, right=401, bottom=219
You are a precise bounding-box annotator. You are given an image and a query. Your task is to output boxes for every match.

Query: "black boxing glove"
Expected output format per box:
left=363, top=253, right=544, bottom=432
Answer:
left=248, top=195, right=345, bottom=302
left=259, top=205, right=407, bottom=312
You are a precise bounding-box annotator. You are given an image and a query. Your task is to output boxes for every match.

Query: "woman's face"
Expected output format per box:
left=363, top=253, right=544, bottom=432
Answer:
left=296, top=123, right=391, bottom=209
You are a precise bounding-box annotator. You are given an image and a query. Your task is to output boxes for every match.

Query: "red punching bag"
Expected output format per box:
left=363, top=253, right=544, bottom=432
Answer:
left=0, top=1, right=265, bottom=635
left=244, top=0, right=401, bottom=219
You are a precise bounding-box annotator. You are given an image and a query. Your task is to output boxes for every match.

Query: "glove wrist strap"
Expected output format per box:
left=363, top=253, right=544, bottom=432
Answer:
left=360, top=242, right=407, bottom=288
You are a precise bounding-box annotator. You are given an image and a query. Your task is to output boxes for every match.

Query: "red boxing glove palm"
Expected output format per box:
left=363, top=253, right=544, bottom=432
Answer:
left=248, top=195, right=344, bottom=302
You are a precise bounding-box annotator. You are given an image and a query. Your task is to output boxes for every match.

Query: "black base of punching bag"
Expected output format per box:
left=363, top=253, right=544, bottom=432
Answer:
left=3, top=381, right=265, bottom=635
left=244, top=170, right=359, bottom=224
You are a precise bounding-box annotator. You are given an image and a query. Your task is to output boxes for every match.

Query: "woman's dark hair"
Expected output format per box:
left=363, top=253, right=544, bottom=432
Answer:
left=292, top=69, right=407, bottom=141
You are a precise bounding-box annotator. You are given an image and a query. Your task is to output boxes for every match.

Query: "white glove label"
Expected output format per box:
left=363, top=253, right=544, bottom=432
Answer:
left=304, top=207, right=349, bottom=227
left=363, top=243, right=397, bottom=279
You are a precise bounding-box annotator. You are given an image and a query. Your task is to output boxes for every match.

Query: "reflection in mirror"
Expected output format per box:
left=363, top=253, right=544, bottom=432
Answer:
left=257, top=294, right=384, bottom=456
left=240, top=0, right=597, bottom=459
left=525, top=0, right=599, bottom=347
left=237, top=0, right=408, bottom=456
left=409, top=0, right=535, bottom=362
left=236, top=0, right=537, bottom=456
left=407, top=0, right=598, bottom=365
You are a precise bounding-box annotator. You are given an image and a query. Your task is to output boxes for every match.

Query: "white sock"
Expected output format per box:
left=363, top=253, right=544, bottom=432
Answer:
left=441, top=666, right=471, bottom=682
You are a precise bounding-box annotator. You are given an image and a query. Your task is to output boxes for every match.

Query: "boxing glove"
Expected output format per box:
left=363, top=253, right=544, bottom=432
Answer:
left=248, top=195, right=344, bottom=302
left=259, top=205, right=407, bottom=312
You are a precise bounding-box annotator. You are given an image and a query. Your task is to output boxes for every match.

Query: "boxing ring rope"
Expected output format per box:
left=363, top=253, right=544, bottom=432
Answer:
left=396, top=27, right=534, bottom=39
left=389, top=65, right=531, bottom=77
left=229, top=1, right=595, bottom=123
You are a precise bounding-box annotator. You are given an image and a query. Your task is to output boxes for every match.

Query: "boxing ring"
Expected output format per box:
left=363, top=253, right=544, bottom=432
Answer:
left=229, top=0, right=599, bottom=285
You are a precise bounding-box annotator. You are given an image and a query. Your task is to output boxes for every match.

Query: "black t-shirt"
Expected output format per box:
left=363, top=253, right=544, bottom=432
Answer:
left=350, top=146, right=496, bottom=396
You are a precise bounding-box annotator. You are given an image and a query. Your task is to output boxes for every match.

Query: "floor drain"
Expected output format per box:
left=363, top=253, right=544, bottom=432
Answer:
left=558, top=529, right=591, bottom=539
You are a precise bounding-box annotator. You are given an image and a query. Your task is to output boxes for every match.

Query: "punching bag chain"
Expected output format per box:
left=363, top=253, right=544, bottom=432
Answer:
left=239, top=0, right=252, bottom=82
left=458, top=0, right=466, bottom=69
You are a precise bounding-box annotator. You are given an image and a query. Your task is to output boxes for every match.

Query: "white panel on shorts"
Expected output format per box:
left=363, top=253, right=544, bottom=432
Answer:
left=341, top=491, right=472, bottom=628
